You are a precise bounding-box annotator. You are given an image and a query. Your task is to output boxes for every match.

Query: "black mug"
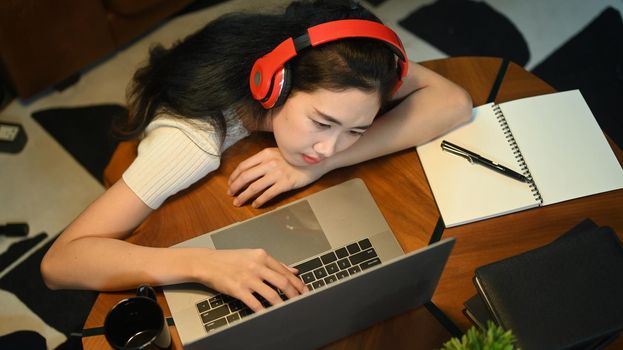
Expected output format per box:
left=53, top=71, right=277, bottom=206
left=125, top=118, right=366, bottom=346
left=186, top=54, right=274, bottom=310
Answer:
left=104, top=285, right=171, bottom=350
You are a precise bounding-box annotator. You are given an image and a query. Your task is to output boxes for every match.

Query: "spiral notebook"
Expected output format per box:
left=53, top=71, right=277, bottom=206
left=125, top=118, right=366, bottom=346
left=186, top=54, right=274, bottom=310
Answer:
left=417, top=89, right=623, bottom=227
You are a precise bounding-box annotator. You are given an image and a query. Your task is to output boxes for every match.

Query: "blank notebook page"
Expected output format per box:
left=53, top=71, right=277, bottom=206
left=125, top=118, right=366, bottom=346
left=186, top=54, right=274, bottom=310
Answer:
left=500, top=90, right=623, bottom=205
left=416, top=104, right=537, bottom=227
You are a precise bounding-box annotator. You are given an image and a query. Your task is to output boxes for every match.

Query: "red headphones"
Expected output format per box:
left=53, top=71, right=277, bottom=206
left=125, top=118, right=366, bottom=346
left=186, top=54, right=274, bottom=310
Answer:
left=249, top=19, right=409, bottom=109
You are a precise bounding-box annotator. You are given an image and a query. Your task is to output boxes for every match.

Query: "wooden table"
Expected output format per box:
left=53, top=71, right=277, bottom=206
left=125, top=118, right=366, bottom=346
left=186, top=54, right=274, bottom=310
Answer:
left=82, top=56, right=623, bottom=349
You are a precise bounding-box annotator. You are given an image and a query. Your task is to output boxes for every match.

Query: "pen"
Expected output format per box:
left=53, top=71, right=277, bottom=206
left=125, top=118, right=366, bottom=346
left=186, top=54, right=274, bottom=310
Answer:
left=440, top=140, right=529, bottom=183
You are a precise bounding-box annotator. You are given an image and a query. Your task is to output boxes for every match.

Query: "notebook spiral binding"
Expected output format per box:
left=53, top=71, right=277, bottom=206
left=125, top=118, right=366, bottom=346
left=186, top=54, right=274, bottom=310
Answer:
left=493, top=104, right=544, bottom=204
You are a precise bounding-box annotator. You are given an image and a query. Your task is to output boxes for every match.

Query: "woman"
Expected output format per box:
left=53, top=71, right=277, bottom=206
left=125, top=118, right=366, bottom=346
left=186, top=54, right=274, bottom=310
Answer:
left=41, top=0, right=472, bottom=312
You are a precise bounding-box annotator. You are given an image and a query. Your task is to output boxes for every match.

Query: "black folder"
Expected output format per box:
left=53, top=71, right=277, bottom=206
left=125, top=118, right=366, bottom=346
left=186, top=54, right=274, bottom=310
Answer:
left=462, top=293, right=492, bottom=330
left=472, top=219, right=623, bottom=349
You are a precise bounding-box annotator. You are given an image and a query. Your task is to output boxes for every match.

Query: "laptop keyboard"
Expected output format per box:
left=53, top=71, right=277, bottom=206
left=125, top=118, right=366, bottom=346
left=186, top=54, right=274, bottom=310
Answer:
left=195, top=238, right=381, bottom=333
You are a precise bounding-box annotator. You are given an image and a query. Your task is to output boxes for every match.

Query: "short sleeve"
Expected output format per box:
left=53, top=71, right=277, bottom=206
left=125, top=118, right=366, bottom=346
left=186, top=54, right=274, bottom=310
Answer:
left=122, top=126, right=220, bottom=209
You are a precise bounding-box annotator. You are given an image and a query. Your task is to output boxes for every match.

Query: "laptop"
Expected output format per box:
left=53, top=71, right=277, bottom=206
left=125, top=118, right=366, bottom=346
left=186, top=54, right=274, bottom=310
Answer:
left=163, top=178, right=455, bottom=349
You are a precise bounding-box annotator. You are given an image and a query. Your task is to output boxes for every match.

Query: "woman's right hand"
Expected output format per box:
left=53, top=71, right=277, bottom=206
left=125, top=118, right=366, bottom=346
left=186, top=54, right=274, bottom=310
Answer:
left=41, top=179, right=307, bottom=313
left=195, top=248, right=308, bottom=312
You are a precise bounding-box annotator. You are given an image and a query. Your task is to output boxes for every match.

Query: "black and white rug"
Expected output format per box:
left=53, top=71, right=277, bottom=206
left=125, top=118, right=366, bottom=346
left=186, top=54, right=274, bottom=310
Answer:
left=2, top=1, right=621, bottom=349
left=396, top=0, right=622, bottom=148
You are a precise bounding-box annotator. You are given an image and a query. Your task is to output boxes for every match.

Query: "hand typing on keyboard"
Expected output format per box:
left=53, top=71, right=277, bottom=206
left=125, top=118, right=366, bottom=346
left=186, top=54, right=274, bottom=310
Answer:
left=192, top=248, right=308, bottom=313
left=196, top=238, right=381, bottom=333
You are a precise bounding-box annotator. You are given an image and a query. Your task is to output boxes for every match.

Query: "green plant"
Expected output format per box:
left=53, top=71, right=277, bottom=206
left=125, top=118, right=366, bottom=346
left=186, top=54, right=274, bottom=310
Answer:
left=441, top=321, right=519, bottom=350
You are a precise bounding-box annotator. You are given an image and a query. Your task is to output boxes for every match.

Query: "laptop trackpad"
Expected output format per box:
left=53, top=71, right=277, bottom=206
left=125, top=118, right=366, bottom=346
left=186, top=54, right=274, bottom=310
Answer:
left=211, top=200, right=331, bottom=265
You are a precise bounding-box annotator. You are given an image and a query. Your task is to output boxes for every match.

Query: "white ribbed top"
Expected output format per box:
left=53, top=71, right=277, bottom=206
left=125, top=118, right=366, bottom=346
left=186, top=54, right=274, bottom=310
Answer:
left=123, top=114, right=249, bottom=209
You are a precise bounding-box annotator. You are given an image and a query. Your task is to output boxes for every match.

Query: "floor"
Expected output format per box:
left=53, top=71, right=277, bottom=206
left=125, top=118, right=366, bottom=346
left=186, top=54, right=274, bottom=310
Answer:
left=1, top=0, right=621, bottom=348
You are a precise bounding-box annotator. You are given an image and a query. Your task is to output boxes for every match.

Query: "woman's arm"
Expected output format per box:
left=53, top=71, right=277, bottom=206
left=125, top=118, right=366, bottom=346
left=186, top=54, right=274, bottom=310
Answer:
left=41, top=120, right=310, bottom=311
left=228, top=62, right=472, bottom=206
left=41, top=180, right=187, bottom=290
left=41, top=179, right=306, bottom=311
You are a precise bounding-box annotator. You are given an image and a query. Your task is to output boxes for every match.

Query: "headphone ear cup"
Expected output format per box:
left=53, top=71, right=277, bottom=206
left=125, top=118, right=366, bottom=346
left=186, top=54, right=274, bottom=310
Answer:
left=260, top=65, right=290, bottom=109
left=258, top=69, right=280, bottom=109
left=272, top=63, right=291, bottom=108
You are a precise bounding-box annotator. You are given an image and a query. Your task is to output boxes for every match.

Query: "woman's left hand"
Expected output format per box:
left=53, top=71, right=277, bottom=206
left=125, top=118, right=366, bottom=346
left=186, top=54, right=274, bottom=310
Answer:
left=228, top=147, right=324, bottom=208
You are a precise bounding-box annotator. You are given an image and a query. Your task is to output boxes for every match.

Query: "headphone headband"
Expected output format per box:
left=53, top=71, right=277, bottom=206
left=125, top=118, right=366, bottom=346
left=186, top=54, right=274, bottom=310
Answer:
left=250, top=19, right=409, bottom=109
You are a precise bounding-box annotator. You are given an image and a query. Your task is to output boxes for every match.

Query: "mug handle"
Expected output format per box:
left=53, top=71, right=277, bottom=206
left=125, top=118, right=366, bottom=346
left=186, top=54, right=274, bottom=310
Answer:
left=136, top=284, right=157, bottom=302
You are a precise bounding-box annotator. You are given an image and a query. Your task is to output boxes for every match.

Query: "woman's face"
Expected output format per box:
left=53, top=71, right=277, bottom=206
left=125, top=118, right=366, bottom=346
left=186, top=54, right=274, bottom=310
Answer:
left=270, top=88, right=381, bottom=167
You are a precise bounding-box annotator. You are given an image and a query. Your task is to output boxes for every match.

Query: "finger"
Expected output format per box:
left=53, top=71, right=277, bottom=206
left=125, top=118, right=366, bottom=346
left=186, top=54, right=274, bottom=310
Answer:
left=251, top=279, right=284, bottom=308
left=229, top=164, right=269, bottom=198
left=229, top=162, right=274, bottom=198
left=228, top=167, right=259, bottom=196
left=259, top=267, right=296, bottom=299
left=228, top=164, right=259, bottom=194
left=264, top=267, right=307, bottom=301
left=251, top=181, right=290, bottom=208
left=228, top=150, right=268, bottom=187
left=266, top=258, right=307, bottom=295
left=289, top=270, right=308, bottom=294
left=236, top=290, right=264, bottom=313
left=284, top=264, right=298, bottom=274
left=285, top=266, right=309, bottom=292
left=229, top=148, right=283, bottom=193
left=228, top=163, right=251, bottom=190
left=233, top=173, right=278, bottom=207
left=229, top=174, right=262, bottom=200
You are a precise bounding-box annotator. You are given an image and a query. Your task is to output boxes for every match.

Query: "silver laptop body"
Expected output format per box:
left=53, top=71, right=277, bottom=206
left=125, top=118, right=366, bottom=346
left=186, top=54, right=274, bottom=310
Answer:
left=163, top=178, right=455, bottom=349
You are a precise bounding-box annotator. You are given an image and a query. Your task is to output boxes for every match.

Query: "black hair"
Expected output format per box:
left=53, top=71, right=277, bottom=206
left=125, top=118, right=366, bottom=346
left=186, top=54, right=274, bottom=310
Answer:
left=116, top=0, right=401, bottom=147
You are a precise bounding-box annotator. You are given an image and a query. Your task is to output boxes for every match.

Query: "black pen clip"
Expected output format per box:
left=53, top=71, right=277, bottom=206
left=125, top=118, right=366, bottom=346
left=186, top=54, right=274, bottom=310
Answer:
left=441, top=140, right=475, bottom=164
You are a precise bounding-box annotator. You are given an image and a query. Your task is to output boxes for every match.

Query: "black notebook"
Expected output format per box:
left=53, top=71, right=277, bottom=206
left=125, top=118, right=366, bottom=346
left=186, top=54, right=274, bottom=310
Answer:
left=472, top=219, right=623, bottom=349
left=462, top=294, right=492, bottom=330
left=463, top=293, right=620, bottom=350
left=417, top=90, right=623, bottom=227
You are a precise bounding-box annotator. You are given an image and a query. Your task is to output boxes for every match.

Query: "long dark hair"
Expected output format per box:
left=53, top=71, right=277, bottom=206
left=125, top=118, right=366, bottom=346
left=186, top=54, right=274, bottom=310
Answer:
left=116, top=0, right=400, bottom=146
